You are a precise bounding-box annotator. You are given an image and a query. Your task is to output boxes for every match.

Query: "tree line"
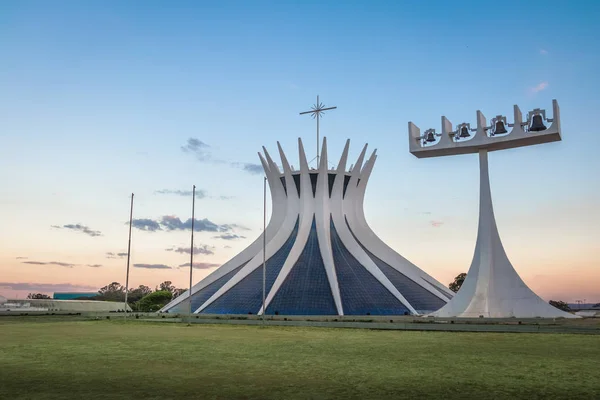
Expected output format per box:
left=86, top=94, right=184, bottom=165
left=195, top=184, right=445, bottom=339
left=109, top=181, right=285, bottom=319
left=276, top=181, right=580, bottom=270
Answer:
left=26, top=281, right=186, bottom=312
left=24, top=274, right=589, bottom=313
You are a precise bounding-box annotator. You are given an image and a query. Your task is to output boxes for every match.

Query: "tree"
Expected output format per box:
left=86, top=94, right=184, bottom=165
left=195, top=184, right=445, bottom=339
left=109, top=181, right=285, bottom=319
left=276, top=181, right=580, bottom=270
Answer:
left=136, top=290, right=173, bottom=312
left=156, top=281, right=186, bottom=298
left=549, top=300, right=571, bottom=312
left=127, top=285, right=153, bottom=304
left=96, top=282, right=126, bottom=302
left=449, top=273, right=467, bottom=293
left=27, top=293, right=51, bottom=299
left=157, top=281, right=176, bottom=294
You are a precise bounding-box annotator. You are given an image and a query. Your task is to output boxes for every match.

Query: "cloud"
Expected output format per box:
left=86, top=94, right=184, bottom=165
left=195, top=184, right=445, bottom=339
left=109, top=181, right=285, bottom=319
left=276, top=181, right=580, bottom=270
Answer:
left=403, top=208, right=432, bottom=216
left=166, top=245, right=215, bottom=255
left=155, top=190, right=234, bottom=201
left=106, top=252, right=128, bottom=259
left=22, top=260, right=103, bottom=268
left=0, top=282, right=97, bottom=292
left=222, top=223, right=251, bottom=231
left=16, top=257, right=28, bottom=260
left=213, top=233, right=247, bottom=240
left=161, top=216, right=224, bottom=232
left=539, top=49, right=548, bottom=55
left=224, top=245, right=232, bottom=249
left=181, top=138, right=212, bottom=161
left=181, top=138, right=264, bottom=175
left=178, top=262, right=220, bottom=270
left=133, top=263, right=172, bottom=270
left=22, top=261, right=76, bottom=268
left=243, top=163, right=263, bottom=174
left=242, top=163, right=264, bottom=175
left=230, top=162, right=263, bottom=175
left=530, top=81, right=549, bottom=94
left=155, top=189, right=207, bottom=199
left=131, top=215, right=240, bottom=233
left=131, top=218, right=162, bottom=232
left=430, top=221, right=444, bottom=228
left=51, top=224, right=102, bottom=237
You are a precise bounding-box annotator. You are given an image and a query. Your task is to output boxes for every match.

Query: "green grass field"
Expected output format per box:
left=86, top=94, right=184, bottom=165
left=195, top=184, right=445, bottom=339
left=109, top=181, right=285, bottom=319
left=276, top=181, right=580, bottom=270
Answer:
left=1, top=318, right=599, bottom=399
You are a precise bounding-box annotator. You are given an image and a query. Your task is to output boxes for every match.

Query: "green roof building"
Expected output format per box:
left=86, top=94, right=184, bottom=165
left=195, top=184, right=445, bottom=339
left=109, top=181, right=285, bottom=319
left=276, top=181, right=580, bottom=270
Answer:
left=53, top=292, right=97, bottom=300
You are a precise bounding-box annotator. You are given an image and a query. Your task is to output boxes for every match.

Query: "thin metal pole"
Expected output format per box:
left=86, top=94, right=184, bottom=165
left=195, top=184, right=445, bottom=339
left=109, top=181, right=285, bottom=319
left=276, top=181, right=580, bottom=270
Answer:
left=188, top=185, right=196, bottom=325
left=316, top=95, right=320, bottom=166
left=124, top=193, right=134, bottom=319
left=262, top=176, right=267, bottom=326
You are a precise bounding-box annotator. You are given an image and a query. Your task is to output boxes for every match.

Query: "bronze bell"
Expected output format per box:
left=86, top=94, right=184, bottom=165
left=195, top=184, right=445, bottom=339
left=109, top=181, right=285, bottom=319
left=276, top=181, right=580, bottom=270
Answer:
left=426, top=131, right=436, bottom=142
left=494, top=120, right=508, bottom=135
left=459, top=125, right=470, bottom=138
left=529, top=114, right=547, bottom=132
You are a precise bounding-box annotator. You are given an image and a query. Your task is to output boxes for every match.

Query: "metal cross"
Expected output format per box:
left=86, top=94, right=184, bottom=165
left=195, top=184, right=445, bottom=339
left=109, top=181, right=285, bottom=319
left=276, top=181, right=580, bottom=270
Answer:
left=300, top=95, right=337, bottom=166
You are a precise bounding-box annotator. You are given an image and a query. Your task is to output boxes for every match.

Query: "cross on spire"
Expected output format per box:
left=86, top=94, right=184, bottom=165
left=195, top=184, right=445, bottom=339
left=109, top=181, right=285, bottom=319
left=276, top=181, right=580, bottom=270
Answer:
left=300, top=95, right=337, bottom=166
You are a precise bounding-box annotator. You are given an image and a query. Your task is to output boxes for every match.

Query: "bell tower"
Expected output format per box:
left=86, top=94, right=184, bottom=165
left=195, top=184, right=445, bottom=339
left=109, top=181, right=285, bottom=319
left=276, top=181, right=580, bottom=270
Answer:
left=408, top=99, right=578, bottom=318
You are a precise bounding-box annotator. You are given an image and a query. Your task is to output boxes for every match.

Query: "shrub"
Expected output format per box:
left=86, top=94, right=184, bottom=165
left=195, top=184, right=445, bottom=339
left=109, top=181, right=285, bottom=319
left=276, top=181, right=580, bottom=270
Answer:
left=136, top=291, right=173, bottom=312
left=549, top=300, right=571, bottom=312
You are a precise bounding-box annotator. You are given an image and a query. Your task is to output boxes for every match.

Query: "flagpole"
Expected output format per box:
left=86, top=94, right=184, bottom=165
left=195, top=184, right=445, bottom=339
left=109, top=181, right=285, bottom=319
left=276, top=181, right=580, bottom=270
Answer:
left=124, top=193, right=134, bottom=319
left=262, top=176, right=267, bottom=326
left=188, top=185, right=196, bottom=325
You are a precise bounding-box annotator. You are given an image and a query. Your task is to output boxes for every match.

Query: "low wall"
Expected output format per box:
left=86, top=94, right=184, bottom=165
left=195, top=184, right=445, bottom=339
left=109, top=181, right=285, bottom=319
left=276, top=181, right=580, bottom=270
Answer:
left=4, top=299, right=131, bottom=312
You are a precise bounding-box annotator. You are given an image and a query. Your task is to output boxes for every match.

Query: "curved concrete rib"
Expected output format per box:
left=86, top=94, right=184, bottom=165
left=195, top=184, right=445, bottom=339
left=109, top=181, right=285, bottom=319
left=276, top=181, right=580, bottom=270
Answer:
left=347, top=151, right=454, bottom=301
left=345, top=143, right=368, bottom=199
left=330, top=152, right=417, bottom=314
left=314, top=137, right=344, bottom=315
left=258, top=141, right=315, bottom=315
left=160, top=151, right=287, bottom=312
left=195, top=148, right=299, bottom=313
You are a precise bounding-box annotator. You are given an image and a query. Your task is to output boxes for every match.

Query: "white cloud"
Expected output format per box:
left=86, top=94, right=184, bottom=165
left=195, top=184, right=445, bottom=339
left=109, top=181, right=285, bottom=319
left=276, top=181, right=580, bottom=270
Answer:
left=0, top=282, right=97, bottom=292
left=530, top=81, right=549, bottom=94
left=539, top=49, right=548, bottom=55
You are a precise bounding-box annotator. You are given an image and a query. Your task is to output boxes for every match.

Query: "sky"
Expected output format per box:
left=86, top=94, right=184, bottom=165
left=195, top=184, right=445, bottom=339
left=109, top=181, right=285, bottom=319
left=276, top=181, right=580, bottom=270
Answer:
left=0, top=0, right=598, bottom=303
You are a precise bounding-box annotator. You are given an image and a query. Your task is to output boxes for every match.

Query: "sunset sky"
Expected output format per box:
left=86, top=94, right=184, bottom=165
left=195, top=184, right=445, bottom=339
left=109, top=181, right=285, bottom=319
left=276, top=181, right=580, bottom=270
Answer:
left=1, top=0, right=598, bottom=303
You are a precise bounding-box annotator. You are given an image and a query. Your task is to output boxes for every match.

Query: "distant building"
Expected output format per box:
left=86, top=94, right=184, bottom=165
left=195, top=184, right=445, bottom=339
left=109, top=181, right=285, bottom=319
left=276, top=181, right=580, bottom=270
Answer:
left=53, top=292, right=97, bottom=300
left=1, top=301, right=48, bottom=311
left=4, top=298, right=130, bottom=312
left=569, top=303, right=600, bottom=311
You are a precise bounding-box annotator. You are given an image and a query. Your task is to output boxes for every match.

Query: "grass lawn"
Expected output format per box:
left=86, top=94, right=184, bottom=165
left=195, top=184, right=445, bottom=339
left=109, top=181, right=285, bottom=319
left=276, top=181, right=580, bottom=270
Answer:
left=1, top=318, right=599, bottom=399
